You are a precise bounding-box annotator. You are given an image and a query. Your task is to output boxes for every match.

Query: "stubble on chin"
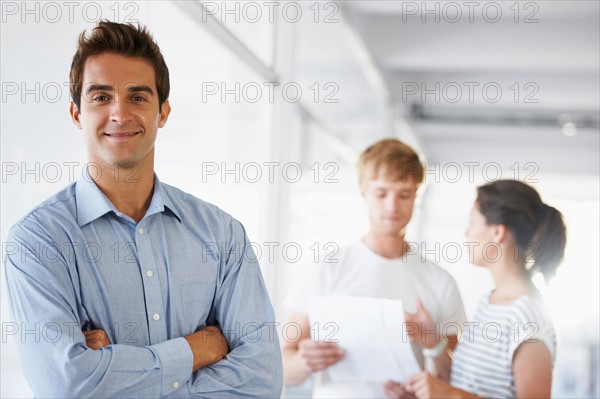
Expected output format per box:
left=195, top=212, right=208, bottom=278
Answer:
left=112, top=161, right=138, bottom=170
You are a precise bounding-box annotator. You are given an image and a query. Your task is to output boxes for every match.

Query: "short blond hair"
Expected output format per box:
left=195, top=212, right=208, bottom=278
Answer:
left=357, top=139, right=424, bottom=187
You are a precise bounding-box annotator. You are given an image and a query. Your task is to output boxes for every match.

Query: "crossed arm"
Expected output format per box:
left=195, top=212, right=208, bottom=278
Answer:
left=5, top=220, right=282, bottom=398
left=84, top=326, right=229, bottom=372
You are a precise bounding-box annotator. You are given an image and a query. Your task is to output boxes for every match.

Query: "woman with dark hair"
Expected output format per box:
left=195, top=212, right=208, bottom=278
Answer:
left=385, top=179, right=567, bottom=398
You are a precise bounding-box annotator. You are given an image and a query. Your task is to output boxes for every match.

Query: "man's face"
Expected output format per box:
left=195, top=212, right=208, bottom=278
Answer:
left=70, top=53, right=170, bottom=169
left=362, top=172, right=419, bottom=236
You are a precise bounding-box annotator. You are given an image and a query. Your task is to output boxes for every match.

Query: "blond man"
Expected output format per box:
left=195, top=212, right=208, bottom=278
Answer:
left=282, top=139, right=466, bottom=398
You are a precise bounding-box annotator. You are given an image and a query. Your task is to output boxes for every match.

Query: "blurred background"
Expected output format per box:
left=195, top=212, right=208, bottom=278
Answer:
left=1, top=1, right=598, bottom=397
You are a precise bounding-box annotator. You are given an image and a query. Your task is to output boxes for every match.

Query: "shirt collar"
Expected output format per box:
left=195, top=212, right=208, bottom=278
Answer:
left=156, top=179, right=183, bottom=223
left=147, top=176, right=183, bottom=223
left=75, top=168, right=182, bottom=227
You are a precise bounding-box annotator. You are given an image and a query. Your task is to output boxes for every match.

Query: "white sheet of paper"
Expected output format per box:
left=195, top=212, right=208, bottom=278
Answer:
left=309, top=295, right=421, bottom=383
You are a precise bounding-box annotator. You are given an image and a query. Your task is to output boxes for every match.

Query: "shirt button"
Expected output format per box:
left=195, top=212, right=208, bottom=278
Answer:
left=146, top=270, right=154, bottom=277
left=138, top=227, right=144, bottom=234
left=152, top=313, right=160, bottom=321
left=172, top=381, right=180, bottom=389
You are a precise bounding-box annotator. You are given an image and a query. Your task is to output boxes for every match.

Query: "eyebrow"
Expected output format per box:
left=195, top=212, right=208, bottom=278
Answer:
left=85, top=84, right=113, bottom=95
left=374, top=187, right=414, bottom=194
left=85, top=84, right=154, bottom=96
left=126, top=85, right=154, bottom=95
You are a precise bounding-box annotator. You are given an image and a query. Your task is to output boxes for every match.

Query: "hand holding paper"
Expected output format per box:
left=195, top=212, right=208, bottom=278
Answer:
left=309, top=295, right=421, bottom=383
left=298, top=339, right=345, bottom=372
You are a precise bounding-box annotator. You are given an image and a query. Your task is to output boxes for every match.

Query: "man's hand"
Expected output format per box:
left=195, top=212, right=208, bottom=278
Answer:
left=383, top=380, right=416, bottom=399
left=297, top=338, right=345, bottom=372
left=83, top=329, right=110, bottom=350
left=185, top=326, right=229, bottom=372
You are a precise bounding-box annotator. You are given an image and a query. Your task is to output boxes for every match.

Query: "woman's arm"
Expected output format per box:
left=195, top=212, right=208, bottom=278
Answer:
left=513, top=341, right=553, bottom=398
left=405, top=298, right=456, bottom=381
left=406, top=372, right=480, bottom=399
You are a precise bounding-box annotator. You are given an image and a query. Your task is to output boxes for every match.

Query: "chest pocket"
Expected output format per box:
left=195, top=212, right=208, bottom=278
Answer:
left=181, top=282, right=217, bottom=332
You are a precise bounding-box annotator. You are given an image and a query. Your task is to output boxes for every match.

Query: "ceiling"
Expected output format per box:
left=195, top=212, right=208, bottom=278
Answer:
left=339, top=1, right=599, bottom=177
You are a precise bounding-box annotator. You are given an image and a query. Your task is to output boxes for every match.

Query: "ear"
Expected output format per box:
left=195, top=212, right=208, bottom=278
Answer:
left=491, top=224, right=509, bottom=244
left=70, top=102, right=82, bottom=129
left=158, top=100, right=171, bottom=128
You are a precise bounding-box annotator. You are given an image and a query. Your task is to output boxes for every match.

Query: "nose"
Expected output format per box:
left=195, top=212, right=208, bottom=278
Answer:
left=385, top=195, right=399, bottom=212
left=109, top=100, right=132, bottom=125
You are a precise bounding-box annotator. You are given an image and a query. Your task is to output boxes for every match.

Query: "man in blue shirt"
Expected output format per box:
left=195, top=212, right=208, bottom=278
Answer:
left=4, top=21, right=282, bottom=398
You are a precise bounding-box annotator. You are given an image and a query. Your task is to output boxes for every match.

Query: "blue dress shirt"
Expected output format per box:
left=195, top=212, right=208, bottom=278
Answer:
left=4, top=172, right=283, bottom=398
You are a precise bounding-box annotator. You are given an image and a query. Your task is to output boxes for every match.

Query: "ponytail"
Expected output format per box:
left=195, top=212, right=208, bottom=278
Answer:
left=530, top=204, right=567, bottom=282
left=476, top=180, right=567, bottom=284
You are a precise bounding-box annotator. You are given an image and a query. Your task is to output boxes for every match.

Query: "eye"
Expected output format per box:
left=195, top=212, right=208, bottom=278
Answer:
left=398, top=191, right=414, bottom=200
left=92, top=94, right=109, bottom=102
left=131, top=95, right=146, bottom=102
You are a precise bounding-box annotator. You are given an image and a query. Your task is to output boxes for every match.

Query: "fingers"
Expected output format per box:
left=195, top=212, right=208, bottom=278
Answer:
left=201, top=325, right=229, bottom=363
left=83, top=329, right=110, bottom=350
left=407, top=372, right=425, bottom=392
left=407, top=373, right=417, bottom=388
left=405, top=298, right=430, bottom=345
left=383, top=381, right=404, bottom=398
left=409, top=298, right=440, bottom=348
left=384, top=381, right=417, bottom=399
left=415, top=297, right=424, bottom=313
left=185, top=326, right=230, bottom=371
left=404, top=311, right=416, bottom=324
left=403, top=314, right=419, bottom=344
left=299, top=339, right=345, bottom=372
left=299, top=340, right=340, bottom=351
left=407, top=372, right=438, bottom=399
left=415, top=297, right=431, bottom=321
left=82, top=329, right=107, bottom=342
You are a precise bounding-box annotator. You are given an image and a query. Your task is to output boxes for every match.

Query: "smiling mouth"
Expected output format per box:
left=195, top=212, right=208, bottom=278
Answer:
left=104, top=132, right=139, bottom=137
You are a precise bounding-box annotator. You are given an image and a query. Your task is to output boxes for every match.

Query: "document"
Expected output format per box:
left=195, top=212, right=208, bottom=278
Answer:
left=309, top=295, right=421, bottom=383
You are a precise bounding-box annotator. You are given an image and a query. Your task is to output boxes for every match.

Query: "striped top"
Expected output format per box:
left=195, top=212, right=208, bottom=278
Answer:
left=450, top=292, right=556, bottom=398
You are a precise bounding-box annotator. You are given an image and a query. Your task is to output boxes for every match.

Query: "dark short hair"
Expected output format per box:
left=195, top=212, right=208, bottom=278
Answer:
left=69, top=20, right=169, bottom=111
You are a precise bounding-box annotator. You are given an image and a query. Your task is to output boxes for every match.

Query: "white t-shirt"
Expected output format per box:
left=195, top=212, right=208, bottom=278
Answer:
left=285, top=240, right=467, bottom=398
left=450, top=291, right=556, bottom=398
